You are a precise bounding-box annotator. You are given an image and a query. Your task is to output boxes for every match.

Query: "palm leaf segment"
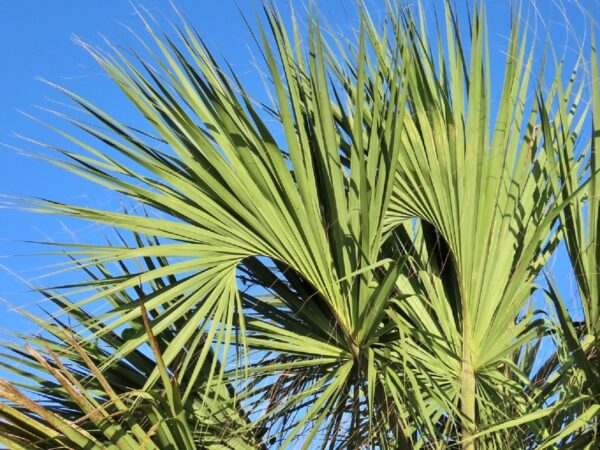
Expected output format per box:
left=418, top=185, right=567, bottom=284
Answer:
left=0, top=1, right=595, bottom=448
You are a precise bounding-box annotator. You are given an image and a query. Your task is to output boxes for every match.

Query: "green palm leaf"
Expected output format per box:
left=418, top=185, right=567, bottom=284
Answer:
left=1, top=1, right=598, bottom=448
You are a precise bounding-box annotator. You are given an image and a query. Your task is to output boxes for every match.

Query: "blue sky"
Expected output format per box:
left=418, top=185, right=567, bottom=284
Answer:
left=0, top=0, right=270, bottom=334
left=0, top=0, right=598, bottom=337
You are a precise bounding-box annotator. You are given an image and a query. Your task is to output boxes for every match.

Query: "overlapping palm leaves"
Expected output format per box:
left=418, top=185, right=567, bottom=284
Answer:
left=539, top=26, right=600, bottom=447
left=0, top=1, right=598, bottom=448
left=0, top=233, right=260, bottom=449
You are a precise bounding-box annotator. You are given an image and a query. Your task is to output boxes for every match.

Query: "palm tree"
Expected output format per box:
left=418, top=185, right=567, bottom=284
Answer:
left=1, top=1, right=598, bottom=448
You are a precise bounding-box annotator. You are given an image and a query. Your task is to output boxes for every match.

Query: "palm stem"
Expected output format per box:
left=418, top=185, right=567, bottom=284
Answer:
left=460, top=314, right=476, bottom=450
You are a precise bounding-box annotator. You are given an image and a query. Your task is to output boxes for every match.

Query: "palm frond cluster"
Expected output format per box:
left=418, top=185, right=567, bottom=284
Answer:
left=1, top=1, right=599, bottom=448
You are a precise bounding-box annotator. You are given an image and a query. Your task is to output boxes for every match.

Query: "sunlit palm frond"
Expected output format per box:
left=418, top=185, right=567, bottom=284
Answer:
left=1, top=1, right=598, bottom=449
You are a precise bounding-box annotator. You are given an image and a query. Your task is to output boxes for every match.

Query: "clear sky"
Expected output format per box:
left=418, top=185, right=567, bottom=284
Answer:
left=0, top=0, right=279, bottom=334
left=0, top=0, right=598, bottom=337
